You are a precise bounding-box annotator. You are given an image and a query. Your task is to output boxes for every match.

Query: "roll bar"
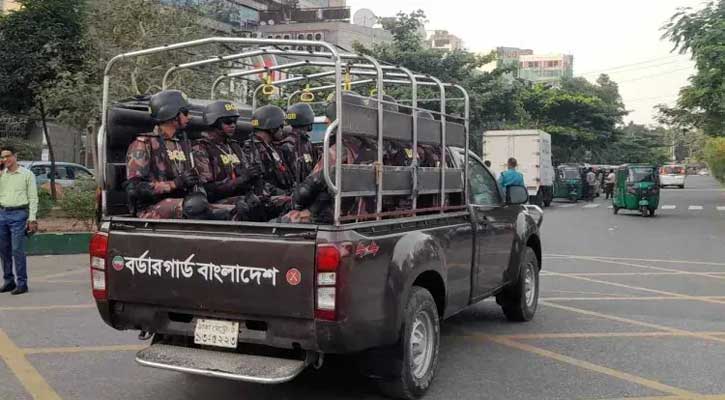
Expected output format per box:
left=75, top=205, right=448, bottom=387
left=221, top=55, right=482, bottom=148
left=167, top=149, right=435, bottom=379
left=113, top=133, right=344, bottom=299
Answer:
left=100, top=37, right=469, bottom=225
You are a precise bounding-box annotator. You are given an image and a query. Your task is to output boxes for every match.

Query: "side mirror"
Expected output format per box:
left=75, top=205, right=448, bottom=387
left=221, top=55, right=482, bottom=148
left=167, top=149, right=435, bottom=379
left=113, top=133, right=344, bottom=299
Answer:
left=506, top=185, right=528, bottom=205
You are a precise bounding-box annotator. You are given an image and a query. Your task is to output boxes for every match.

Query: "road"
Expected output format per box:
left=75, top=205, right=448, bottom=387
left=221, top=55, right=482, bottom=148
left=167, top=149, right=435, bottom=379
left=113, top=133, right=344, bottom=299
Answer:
left=0, top=175, right=723, bottom=400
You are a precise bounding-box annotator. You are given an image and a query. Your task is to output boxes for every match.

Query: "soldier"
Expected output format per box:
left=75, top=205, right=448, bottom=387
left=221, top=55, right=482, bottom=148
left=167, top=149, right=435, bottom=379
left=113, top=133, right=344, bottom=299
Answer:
left=124, top=90, right=200, bottom=219
left=278, top=92, right=377, bottom=224
left=193, top=100, right=262, bottom=205
left=242, top=104, right=296, bottom=220
left=278, top=102, right=318, bottom=184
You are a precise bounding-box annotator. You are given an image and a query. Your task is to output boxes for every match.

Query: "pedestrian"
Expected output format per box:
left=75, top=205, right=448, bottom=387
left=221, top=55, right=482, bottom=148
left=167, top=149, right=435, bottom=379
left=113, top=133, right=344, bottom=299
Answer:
left=605, top=168, right=616, bottom=200
left=124, top=90, right=201, bottom=219
left=586, top=167, right=597, bottom=201
left=0, top=145, right=39, bottom=295
left=498, top=157, right=525, bottom=191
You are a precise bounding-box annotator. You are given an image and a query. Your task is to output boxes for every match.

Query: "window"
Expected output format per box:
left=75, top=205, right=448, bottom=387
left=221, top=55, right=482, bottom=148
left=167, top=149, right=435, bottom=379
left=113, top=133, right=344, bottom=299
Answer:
left=73, top=167, right=93, bottom=179
left=314, top=33, right=323, bottom=40
left=468, top=158, right=501, bottom=206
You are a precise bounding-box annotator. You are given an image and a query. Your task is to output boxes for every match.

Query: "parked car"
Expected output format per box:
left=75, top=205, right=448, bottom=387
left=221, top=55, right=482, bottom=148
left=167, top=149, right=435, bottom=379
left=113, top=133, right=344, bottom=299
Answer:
left=698, top=169, right=710, bottom=176
left=19, top=161, right=95, bottom=187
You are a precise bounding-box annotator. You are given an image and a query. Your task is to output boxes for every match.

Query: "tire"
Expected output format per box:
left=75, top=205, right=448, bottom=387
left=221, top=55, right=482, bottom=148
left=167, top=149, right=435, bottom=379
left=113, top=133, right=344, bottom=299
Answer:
left=497, top=247, right=539, bottom=322
left=613, top=206, right=619, bottom=215
left=378, top=287, right=440, bottom=399
left=543, top=198, right=552, bottom=207
left=534, top=190, right=544, bottom=207
left=640, top=207, right=648, bottom=217
left=649, top=208, right=656, bottom=217
left=679, top=185, right=685, bottom=189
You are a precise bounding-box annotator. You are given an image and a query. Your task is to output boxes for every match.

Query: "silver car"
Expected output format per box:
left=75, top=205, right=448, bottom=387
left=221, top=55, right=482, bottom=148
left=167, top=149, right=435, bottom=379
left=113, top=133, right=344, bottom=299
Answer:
left=19, top=161, right=95, bottom=187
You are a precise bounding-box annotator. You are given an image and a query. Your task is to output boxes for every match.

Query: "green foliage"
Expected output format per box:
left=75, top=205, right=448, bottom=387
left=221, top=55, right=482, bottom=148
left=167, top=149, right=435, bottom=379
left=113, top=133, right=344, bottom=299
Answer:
left=379, top=9, right=427, bottom=50
left=662, top=1, right=725, bottom=136
left=37, top=189, right=54, bottom=219
left=0, top=0, right=87, bottom=113
left=57, top=177, right=96, bottom=230
left=703, top=137, right=725, bottom=182
left=0, top=136, right=41, bottom=159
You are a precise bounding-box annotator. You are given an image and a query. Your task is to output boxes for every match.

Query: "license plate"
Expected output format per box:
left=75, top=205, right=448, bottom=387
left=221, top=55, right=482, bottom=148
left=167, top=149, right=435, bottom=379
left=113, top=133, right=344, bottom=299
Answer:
left=194, top=319, right=239, bottom=349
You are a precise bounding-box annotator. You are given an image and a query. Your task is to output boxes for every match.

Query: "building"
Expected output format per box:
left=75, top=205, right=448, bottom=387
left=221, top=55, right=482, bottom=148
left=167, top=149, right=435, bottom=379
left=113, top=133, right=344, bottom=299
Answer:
left=426, top=30, right=464, bottom=51
left=496, top=46, right=533, bottom=69
left=253, top=22, right=391, bottom=51
left=0, top=0, right=21, bottom=13
left=518, top=53, right=574, bottom=84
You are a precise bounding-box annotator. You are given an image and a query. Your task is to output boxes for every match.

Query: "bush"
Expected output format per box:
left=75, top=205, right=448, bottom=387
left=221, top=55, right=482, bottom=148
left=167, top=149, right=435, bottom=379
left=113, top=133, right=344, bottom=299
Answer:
left=37, top=189, right=54, bottom=219
left=703, top=137, right=725, bottom=183
left=0, top=136, right=40, bottom=160
left=57, top=177, right=97, bottom=230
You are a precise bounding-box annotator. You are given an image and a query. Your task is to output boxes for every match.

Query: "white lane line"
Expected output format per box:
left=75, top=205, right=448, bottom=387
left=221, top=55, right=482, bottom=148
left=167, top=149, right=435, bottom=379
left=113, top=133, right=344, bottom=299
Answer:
left=583, top=204, right=600, bottom=209
left=557, top=204, right=577, bottom=208
left=688, top=205, right=703, bottom=211
left=717, top=206, right=725, bottom=212
left=607, top=205, right=613, bottom=209
left=661, top=205, right=676, bottom=210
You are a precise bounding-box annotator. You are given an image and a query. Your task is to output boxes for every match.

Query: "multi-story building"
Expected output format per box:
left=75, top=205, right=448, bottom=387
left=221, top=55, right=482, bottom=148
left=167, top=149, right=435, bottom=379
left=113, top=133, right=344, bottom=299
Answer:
left=1, top=0, right=21, bottom=13
left=518, top=53, right=574, bottom=84
left=426, top=30, right=464, bottom=51
left=496, top=46, right=533, bottom=69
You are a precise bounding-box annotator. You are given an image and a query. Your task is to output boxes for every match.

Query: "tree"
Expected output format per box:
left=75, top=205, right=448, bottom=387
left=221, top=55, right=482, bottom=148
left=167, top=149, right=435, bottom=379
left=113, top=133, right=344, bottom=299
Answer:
left=379, top=9, right=427, bottom=50
left=662, top=1, right=725, bottom=136
left=0, top=0, right=87, bottom=199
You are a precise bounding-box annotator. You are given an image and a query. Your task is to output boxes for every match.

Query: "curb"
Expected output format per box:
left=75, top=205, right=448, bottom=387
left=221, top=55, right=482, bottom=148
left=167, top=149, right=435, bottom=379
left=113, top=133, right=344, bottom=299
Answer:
left=27, top=232, right=91, bottom=256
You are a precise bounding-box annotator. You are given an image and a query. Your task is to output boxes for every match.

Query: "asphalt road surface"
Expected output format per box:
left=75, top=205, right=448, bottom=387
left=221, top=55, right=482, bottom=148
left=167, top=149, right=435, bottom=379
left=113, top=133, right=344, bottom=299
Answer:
left=1, top=175, right=723, bottom=400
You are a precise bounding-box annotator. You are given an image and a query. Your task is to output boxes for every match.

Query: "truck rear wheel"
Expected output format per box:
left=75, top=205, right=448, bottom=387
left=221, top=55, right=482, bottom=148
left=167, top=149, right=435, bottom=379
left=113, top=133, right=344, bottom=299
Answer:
left=497, top=247, right=539, bottom=322
left=378, top=287, right=440, bottom=400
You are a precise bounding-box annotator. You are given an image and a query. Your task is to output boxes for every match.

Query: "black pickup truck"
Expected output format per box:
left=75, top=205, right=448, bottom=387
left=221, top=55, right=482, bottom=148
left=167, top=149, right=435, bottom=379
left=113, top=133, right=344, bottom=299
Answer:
left=90, top=39, right=544, bottom=399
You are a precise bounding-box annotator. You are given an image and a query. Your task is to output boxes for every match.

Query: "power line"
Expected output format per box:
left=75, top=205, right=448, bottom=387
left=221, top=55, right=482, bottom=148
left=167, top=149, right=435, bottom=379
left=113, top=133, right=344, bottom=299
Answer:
left=617, top=67, right=693, bottom=84
left=576, top=55, right=682, bottom=76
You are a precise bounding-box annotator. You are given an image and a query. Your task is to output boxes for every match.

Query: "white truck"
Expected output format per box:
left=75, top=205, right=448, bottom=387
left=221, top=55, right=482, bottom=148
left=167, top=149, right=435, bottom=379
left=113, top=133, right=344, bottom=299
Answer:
left=482, top=129, right=554, bottom=207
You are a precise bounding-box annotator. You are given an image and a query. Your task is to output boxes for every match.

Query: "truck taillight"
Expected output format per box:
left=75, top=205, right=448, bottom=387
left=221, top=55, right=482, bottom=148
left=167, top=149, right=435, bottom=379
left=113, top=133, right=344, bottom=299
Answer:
left=89, top=232, right=109, bottom=300
left=314, top=243, right=350, bottom=321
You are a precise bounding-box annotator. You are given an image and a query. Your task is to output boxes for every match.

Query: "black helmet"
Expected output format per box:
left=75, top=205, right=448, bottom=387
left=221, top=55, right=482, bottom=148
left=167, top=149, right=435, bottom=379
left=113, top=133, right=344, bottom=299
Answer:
left=182, top=192, right=210, bottom=219
left=286, top=103, right=315, bottom=127
left=251, top=104, right=285, bottom=131
left=150, top=90, right=190, bottom=123
left=204, top=100, right=240, bottom=127
left=368, top=94, right=399, bottom=112
left=325, top=91, right=366, bottom=120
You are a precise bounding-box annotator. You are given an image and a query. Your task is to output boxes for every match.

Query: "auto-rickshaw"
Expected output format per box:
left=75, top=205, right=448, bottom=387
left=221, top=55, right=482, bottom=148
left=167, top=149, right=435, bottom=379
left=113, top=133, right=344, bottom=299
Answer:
left=612, top=164, right=660, bottom=217
left=553, top=164, right=585, bottom=202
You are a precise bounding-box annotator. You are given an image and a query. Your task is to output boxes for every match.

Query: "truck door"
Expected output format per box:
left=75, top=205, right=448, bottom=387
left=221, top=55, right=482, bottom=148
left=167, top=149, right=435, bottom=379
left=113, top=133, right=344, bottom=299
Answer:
left=468, top=156, right=517, bottom=297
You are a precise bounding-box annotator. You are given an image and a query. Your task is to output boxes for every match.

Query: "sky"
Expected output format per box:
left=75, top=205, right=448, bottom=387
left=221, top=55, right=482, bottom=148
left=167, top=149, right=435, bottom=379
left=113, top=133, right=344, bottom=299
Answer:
left=346, top=0, right=704, bottom=126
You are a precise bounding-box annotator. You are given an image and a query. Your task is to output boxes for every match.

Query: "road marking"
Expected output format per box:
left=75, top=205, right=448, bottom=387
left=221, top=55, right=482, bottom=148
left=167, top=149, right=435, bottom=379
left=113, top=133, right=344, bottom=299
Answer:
left=482, top=335, right=698, bottom=397
left=24, top=344, right=146, bottom=355
left=661, top=205, right=676, bottom=210
left=585, top=258, right=725, bottom=281
left=502, top=331, right=725, bottom=340
left=557, top=203, right=577, bottom=208
left=542, top=295, right=725, bottom=301
left=35, top=268, right=87, bottom=281
left=544, top=272, right=689, bottom=276
left=546, top=254, right=725, bottom=267
left=607, top=205, right=613, bottom=209
left=717, top=206, right=725, bottom=212
left=688, top=205, right=703, bottom=210
left=583, top=204, right=600, bottom=208
left=0, top=329, right=62, bottom=400
left=541, top=301, right=725, bottom=344
left=546, top=271, right=725, bottom=306
left=0, top=304, right=95, bottom=312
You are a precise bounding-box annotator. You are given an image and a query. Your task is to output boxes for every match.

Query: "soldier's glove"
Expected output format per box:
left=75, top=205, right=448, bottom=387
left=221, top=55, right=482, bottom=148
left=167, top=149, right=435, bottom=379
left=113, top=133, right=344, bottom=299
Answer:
left=234, top=163, right=263, bottom=185
left=293, top=173, right=325, bottom=210
left=174, top=170, right=201, bottom=190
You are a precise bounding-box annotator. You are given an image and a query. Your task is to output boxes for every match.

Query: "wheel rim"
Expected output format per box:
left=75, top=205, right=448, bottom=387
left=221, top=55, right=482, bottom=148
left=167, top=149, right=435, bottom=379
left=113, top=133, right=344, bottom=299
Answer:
left=410, top=310, right=435, bottom=379
left=524, top=263, right=536, bottom=308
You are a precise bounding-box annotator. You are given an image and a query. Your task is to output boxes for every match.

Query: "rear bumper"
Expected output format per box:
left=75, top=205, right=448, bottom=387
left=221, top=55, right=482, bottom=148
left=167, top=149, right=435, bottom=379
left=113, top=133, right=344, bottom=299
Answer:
left=96, top=300, right=394, bottom=354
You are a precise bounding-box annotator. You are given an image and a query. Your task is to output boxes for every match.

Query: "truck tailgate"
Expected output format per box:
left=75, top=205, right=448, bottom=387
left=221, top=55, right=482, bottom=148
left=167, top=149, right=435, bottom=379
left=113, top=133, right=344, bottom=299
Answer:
left=106, top=225, right=316, bottom=319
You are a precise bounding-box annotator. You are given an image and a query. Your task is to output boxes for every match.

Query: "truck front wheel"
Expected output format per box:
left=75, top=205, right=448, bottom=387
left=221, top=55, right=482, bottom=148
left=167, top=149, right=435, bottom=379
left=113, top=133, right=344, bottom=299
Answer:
left=378, top=287, right=440, bottom=400
left=497, top=247, right=539, bottom=322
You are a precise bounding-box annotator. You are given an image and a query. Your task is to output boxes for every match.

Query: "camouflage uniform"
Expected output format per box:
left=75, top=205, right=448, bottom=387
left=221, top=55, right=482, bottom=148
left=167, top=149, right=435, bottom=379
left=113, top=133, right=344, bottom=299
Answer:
left=241, top=137, right=296, bottom=220
left=125, top=131, right=191, bottom=219
left=192, top=133, right=252, bottom=204
left=278, top=136, right=377, bottom=224
left=275, top=127, right=318, bottom=184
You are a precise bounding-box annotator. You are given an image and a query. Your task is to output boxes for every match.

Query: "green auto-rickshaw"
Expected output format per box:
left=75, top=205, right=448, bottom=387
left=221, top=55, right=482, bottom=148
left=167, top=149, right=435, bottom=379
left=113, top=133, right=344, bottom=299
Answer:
left=553, top=164, right=585, bottom=202
left=612, top=164, right=660, bottom=217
